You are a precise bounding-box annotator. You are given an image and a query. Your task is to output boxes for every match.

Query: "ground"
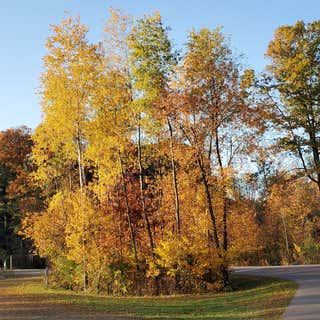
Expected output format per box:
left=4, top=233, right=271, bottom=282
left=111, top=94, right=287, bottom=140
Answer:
left=0, top=275, right=130, bottom=320
left=0, top=270, right=296, bottom=320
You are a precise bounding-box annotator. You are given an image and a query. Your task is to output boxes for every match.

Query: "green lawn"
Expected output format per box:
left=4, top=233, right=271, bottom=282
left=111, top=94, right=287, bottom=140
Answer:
left=11, top=275, right=297, bottom=320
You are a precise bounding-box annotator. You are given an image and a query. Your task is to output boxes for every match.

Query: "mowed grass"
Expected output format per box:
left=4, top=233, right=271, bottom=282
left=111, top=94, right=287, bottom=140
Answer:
left=8, top=274, right=297, bottom=320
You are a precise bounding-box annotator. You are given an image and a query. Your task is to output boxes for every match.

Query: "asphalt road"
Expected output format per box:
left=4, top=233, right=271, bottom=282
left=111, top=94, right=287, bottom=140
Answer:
left=234, top=265, right=320, bottom=320
left=1, top=269, right=43, bottom=276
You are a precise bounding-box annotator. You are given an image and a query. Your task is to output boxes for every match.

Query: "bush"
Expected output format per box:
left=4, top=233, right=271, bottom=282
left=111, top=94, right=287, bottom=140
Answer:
left=49, top=257, right=83, bottom=290
left=154, top=235, right=223, bottom=293
left=301, top=236, right=320, bottom=264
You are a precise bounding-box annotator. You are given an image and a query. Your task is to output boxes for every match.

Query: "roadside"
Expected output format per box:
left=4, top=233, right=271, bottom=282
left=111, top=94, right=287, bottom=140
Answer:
left=233, top=265, right=320, bottom=320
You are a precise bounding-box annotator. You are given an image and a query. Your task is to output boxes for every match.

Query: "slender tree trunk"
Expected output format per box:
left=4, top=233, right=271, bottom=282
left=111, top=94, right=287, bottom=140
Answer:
left=109, top=189, right=119, bottom=252
left=215, top=129, right=230, bottom=286
left=115, top=183, right=123, bottom=258
left=82, top=238, right=88, bottom=291
left=309, top=130, right=320, bottom=192
left=137, top=121, right=155, bottom=253
left=118, top=150, right=139, bottom=269
left=76, top=125, right=87, bottom=191
left=167, top=116, right=181, bottom=236
left=68, top=162, right=73, bottom=192
left=96, top=263, right=102, bottom=293
left=138, top=120, right=160, bottom=295
left=215, top=129, right=228, bottom=252
left=196, top=155, right=220, bottom=252
left=281, top=211, right=290, bottom=262
left=196, top=153, right=230, bottom=286
left=76, top=129, right=88, bottom=291
left=156, top=138, right=164, bottom=239
left=76, top=137, right=84, bottom=192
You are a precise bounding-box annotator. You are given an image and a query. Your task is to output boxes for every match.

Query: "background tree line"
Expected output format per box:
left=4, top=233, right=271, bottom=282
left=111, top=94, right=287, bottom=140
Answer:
left=1, top=9, right=320, bottom=294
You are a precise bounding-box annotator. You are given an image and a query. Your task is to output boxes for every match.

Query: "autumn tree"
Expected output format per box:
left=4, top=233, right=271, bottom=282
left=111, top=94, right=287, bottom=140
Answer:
left=32, top=16, right=104, bottom=291
left=266, top=20, right=320, bottom=191
left=0, top=127, right=38, bottom=259
left=88, top=8, right=140, bottom=271
left=175, top=28, right=246, bottom=285
left=34, top=17, right=104, bottom=193
left=265, top=173, right=320, bottom=263
left=128, top=11, right=180, bottom=257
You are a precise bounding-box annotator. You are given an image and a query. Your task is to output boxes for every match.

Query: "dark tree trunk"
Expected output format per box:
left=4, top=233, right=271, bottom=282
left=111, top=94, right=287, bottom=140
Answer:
left=118, top=150, right=139, bottom=269
left=196, top=155, right=220, bottom=252
left=167, top=116, right=181, bottom=236
left=196, top=153, right=230, bottom=287
left=137, top=121, right=155, bottom=253
left=215, top=129, right=228, bottom=252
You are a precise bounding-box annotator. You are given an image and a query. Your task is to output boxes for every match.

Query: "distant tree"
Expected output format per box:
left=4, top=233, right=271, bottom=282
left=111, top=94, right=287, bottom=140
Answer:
left=0, top=126, right=37, bottom=257
left=265, top=174, right=320, bottom=264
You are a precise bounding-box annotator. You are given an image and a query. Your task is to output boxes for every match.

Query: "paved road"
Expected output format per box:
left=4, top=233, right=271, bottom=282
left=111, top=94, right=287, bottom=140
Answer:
left=2, top=269, right=43, bottom=276
left=234, top=265, right=320, bottom=320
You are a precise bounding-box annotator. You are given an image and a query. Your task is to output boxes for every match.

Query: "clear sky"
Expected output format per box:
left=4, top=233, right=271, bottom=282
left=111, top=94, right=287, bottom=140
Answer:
left=0, top=0, right=319, bottom=131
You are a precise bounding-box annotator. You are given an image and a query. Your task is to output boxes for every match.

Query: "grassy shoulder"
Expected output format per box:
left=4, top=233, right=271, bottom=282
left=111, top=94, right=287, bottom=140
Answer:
left=8, top=274, right=297, bottom=320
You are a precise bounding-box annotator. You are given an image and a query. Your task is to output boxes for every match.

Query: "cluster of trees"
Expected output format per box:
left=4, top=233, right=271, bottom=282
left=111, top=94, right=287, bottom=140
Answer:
left=1, top=9, right=320, bottom=294
left=0, top=127, right=41, bottom=264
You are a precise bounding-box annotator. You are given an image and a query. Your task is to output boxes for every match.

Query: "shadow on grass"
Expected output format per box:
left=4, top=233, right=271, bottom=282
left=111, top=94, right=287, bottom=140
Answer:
left=7, top=275, right=297, bottom=320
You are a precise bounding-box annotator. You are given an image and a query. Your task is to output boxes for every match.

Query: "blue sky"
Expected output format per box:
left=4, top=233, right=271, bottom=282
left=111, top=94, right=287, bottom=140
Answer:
left=0, top=0, right=319, bottom=130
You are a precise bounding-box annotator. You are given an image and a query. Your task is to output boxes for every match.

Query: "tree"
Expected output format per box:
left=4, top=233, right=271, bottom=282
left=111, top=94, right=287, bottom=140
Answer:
left=36, top=17, right=104, bottom=193
left=0, top=127, right=37, bottom=258
left=90, top=8, right=140, bottom=270
left=128, top=11, right=177, bottom=254
left=266, top=20, right=320, bottom=191
left=176, top=28, right=246, bottom=285
left=265, top=174, right=320, bottom=264
left=34, top=16, right=104, bottom=291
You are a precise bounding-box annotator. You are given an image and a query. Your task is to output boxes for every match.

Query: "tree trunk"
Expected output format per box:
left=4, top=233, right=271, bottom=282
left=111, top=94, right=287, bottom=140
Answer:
left=76, top=129, right=88, bottom=291
left=196, top=155, right=220, bottom=252
left=220, top=263, right=230, bottom=286
left=82, top=239, right=88, bottom=292
left=76, top=136, right=84, bottom=192
left=137, top=121, right=155, bottom=253
left=308, top=129, right=320, bottom=192
left=215, top=129, right=228, bottom=252
left=118, top=150, right=139, bottom=269
left=138, top=121, right=159, bottom=295
left=196, top=153, right=230, bottom=286
left=167, top=116, right=181, bottom=236
left=115, top=183, right=124, bottom=258
left=281, top=211, right=290, bottom=262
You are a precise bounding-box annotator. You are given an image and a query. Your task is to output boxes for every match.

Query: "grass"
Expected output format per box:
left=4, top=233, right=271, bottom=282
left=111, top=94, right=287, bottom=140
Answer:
left=8, top=274, right=297, bottom=320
